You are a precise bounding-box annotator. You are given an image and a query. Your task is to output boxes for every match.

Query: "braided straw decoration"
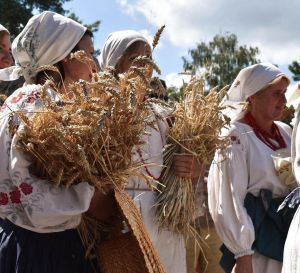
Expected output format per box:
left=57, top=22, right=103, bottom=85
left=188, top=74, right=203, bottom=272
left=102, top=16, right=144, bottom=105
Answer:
left=98, top=189, right=166, bottom=273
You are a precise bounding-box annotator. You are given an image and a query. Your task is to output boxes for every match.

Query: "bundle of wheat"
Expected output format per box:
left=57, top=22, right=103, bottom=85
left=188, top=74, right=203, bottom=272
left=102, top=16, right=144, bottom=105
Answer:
left=12, top=57, right=166, bottom=272
left=155, top=78, right=230, bottom=237
left=16, top=65, right=158, bottom=191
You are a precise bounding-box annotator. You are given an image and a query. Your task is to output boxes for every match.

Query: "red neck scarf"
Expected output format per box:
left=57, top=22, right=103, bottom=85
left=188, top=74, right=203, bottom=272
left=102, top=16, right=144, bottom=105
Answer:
left=244, top=112, right=286, bottom=151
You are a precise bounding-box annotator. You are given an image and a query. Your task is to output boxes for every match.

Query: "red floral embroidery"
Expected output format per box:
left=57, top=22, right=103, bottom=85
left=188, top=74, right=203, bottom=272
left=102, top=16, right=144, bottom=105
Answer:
left=19, top=182, right=33, bottom=195
left=11, top=92, right=24, bottom=104
left=0, top=183, right=33, bottom=206
left=26, top=91, right=40, bottom=103
left=0, top=192, right=8, bottom=206
left=9, top=188, right=21, bottom=204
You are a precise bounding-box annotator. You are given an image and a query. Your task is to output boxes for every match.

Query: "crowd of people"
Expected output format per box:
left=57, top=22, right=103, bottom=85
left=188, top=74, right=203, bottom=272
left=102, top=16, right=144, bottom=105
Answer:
left=0, top=10, right=300, bottom=273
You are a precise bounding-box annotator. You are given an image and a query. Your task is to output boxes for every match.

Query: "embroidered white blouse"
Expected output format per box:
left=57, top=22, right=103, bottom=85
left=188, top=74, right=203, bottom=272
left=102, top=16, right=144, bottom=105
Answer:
left=0, top=85, right=94, bottom=233
left=208, top=121, right=291, bottom=265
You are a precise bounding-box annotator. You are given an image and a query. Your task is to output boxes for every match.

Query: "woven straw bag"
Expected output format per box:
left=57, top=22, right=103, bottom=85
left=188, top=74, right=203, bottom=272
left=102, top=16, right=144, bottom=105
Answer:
left=97, top=189, right=166, bottom=273
left=98, top=231, right=148, bottom=272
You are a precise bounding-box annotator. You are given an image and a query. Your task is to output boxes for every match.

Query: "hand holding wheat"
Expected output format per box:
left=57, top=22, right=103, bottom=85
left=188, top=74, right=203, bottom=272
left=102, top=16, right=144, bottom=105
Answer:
left=155, top=78, right=230, bottom=237
left=172, top=154, right=205, bottom=180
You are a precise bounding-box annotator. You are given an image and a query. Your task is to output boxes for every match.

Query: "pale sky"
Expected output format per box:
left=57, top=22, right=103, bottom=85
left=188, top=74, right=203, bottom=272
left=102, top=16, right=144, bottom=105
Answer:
left=64, top=0, right=299, bottom=88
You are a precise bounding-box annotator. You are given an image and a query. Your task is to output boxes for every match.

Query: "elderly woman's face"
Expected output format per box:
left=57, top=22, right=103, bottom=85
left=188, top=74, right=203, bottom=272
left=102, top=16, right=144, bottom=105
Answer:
left=117, top=41, right=152, bottom=74
left=0, top=32, right=13, bottom=69
left=249, top=77, right=289, bottom=122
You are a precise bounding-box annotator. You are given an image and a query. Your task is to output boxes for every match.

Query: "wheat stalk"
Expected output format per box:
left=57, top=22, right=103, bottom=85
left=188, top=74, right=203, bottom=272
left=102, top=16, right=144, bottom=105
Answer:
left=13, top=61, right=168, bottom=270
left=155, top=78, right=230, bottom=237
left=152, top=25, right=165, bottom=50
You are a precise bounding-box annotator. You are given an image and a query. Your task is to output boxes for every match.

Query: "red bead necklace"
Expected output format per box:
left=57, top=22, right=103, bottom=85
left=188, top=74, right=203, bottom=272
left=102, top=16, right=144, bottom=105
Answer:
left=244, top=112, right=286, bottom=151
left=137, top=148, right=161, bottom=181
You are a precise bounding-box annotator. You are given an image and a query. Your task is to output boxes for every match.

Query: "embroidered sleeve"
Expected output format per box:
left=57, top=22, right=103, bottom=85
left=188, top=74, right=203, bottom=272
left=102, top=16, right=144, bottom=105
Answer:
left=208, top=125, right=255, bottom=257
left=9, top=134, right=94, bottom=231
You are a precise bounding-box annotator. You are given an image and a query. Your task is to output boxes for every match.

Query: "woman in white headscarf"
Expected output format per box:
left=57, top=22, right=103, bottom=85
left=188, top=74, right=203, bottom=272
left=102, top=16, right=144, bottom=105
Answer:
left=99, top=30, right=204, bottom=273
left=208, top=63, right=291, bottom=273
left=0, top=11, right=113, bottom=273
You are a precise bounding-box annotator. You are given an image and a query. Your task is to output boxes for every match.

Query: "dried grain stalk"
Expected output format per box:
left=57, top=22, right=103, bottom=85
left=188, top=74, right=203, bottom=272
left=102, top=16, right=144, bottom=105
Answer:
left=155, top=77, right=230, bottom=237
left=152, top=25, right=165, bottom=50
left=17, top=68, right=158, bottom=192
left=13, top=52, right=167, bottom=273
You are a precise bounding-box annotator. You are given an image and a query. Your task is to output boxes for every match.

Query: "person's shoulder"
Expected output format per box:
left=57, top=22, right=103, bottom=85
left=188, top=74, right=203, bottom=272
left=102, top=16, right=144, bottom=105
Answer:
left=150, top=101, right=172, bottom=116
left=220, top=122, right=251, bottom=147
left=221, top=121, right=249, bottom=137
left=8, top=84, right=40, bottom=96
left=2, top=84, right=42, bottom=112
left=274, top=121, right=292, bottom=135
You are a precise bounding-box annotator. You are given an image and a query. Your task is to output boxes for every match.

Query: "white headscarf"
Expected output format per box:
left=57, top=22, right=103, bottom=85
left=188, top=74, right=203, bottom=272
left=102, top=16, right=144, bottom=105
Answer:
left=221, top=62, right=289, bottom=122
left=99, top=30, right=149, bottom=70
left=0, top=24, right=9, bottom=34
left=0, top=11, right=86, bottom=83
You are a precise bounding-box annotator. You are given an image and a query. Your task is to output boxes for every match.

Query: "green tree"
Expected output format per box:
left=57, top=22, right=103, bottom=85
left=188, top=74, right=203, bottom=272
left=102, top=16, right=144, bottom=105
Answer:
left=68, top=12, right=100, bottom=35
left=288, top=60, right=300, bottom=81
left=182, top=32, right=260, bottom=91
left=0, top=0, right=70, bottom=37
left=68, top=12, right=101, bottom=56
left=0, top=0, right=100, bottom=40
left=167, top=86, right=184, bottom=102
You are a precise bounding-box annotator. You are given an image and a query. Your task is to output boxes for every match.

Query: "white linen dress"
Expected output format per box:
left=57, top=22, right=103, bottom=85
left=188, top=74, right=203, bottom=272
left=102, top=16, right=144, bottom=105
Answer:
left=208, top=121, right=291, bottom=273
left=127, top=103, right=187, bottom=273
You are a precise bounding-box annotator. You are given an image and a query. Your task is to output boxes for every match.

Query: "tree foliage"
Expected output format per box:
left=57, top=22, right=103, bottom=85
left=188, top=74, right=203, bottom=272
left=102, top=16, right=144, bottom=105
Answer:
left=68, top=12, right=101, bottom=56
left=182, top=32, right=260, bottom=90
left=167, top=86, right=184, bottom=102
left=68, top=12, right=100, bottom=35
left=288, top=60, right=300, bottom=82
left=0, top=0, right=70, bottom=37
left=0, top=0, right=100, bottom=39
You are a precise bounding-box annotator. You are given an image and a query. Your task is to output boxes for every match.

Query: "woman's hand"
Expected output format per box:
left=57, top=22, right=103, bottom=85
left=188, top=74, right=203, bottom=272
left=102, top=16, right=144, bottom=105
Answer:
left=173, top=154, right=206, bottom=182
left=232, top=255, right=253, bottom=273
left=87, top=189, right=118, bottom=223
